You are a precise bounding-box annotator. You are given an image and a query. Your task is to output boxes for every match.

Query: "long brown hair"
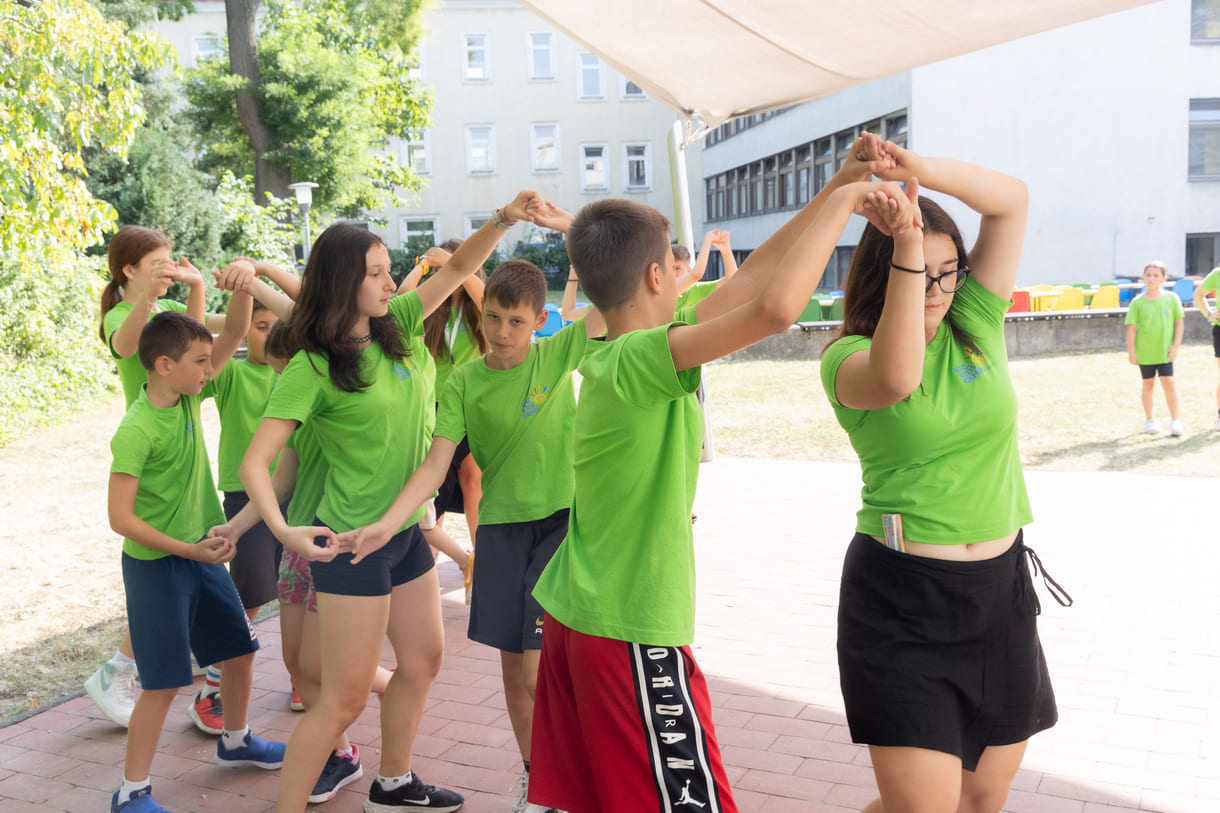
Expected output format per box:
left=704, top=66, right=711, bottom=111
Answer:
left=287, top=223, right=410, bottom=392
left=830, top=197, right=978, bottom=355
left=99, top=225, right=172, bottom=342
left=422, top=238, right=487, bottom=360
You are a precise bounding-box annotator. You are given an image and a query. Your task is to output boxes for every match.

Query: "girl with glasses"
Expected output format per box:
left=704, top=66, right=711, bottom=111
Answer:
left=820, top=137, right=1070, bottom=813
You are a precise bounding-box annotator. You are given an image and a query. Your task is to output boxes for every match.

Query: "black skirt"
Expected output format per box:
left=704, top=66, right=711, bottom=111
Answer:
left=836, top=530, right=1057, bottom=771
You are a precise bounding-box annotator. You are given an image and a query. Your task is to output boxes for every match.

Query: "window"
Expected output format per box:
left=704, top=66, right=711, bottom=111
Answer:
left=465, top=214, right=491, bottom=236
left=706, top=179, right=716, bottom=221
left=581, top=144, right=608, bottom=191
left=834, top=130, right=855, bottom=173
left=814, top=137, right=833, bottom=193
left=465, top=125, right=496, bottom=174
left=885, top=112, right=909, bottom=148
left=725, top=170, right=737, bottom=218
left=192, top=35, right=221, bottom=64
left=821, top=246, right=855, bottom=292
left=795, top=144, right=812, bottom=205
left=779, top=151, right=795, bottom=209
left=749, top=162, right=763, bottom=213
left=528, top=32, right=554, bottom=79
left=715, top=174, right=726, bottom=221
left=402, top=132, right=430, bottom=175
left=763, top=157, right=778, bottom=211
left=462, top=34, right=489, bottom=81
left=1192, top=0, right=1220, bottom=40
left=531, top=123, right=560, bottom=172
left=1187, top=233, right=1220, bottom=276
left=624, top=143, right=651, bottom=189
left=578, top=52, right=604, bottom=99
left=621, top=76, right=646, bottom=99
left=736, top=167, right=749, bottom=215
left=401, top=217, right=437, bottom=250
left=1190, top=99, right=1220, bottom=180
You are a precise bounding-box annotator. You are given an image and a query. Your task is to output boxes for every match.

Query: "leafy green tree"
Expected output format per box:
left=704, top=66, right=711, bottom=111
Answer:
left=184, top=0, right=431, bottom=217
left=510, top=231, right=570, bottom=290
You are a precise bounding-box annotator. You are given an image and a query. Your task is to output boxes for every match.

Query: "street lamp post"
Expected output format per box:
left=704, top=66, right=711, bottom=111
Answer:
left=288, top=182, right=319, bottom=262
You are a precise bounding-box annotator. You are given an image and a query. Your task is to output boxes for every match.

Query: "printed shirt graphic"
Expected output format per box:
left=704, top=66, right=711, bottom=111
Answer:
left=820, top=277, right=1032, bottom=545
left=103, top=299, right=188, bottom=407
left=533, top=305, right=704, bottom=647
left=263, top=292, right=431, bottom=533
left=1125, top=292, right=1185, bottom=365
left=435, top=319, right=589, bottom=525
left=202, top=359, right=278, bottom=491
left=110, top=389, right=225, bottom=560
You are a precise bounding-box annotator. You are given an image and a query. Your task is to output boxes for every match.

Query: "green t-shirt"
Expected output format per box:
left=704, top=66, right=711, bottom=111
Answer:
left=263, top=292, right=431, bottom=532
left=435, top=320, right=589, bottom=526
left=202, top=359, right=277, bottom=491
left=284, top=423, right=327, bottom=527
left=430, top=307, right=483, bottom=398
left=103, top=299, right=188, bottom=407
left=1125, top=292, right=1184, bottom=365
left=676, top=281, right=718, bottom=309
left=533, top=306, right=703, bottom=646
left=819, top=277, right=1032, bottom=545
left=1200, top=268, right=1220, bottom=297
left=110, top=389, right=226, bottom=560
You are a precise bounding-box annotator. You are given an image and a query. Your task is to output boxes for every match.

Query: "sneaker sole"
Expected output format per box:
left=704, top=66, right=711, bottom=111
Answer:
left=213, top=754, right=285, bottom=770
left=363, top=800, right=463, bottom=813
left=308, top=763, right=364, bottom=803
left=83, top=677, right=132, bottom=728
left=187, top=703, right=223, bottom=736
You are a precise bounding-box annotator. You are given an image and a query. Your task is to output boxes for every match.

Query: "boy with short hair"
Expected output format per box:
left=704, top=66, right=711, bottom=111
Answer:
left=524, top=176, right=915, bottom=811
left=1191, top=265, right=1220, bottom=430
left=338, top=258, right=601, bottom=813
left=108, top=306, right=286, bottom=813
left=1126, top=261, right=1185, bottom=436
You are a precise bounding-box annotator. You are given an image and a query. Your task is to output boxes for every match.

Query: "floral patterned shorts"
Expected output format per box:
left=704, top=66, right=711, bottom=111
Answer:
left=276, top=549, right=317, bottom=613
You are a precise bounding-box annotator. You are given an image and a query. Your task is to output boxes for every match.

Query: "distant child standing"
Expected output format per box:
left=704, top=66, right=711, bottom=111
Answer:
left=1191, top=266, right=1220, bottom=430
left=1126, top=261, right=1185, bottom=435
left=108, top=303, right=286, bottom=813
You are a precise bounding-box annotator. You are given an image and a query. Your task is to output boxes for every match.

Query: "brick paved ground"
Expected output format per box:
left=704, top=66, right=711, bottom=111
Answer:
left=1, top=457, right=1216, bottom=812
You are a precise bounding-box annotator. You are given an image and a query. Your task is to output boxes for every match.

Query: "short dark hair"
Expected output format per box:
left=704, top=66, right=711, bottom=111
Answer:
left=252, top=298, right=269, bottom=313
left=567, top=199, right=671, bottom=311
left=485, top=260, right=546, bottom=312
left=138, top=311, right=212, bottom=371
left=672, top=245, right=691, bottom=263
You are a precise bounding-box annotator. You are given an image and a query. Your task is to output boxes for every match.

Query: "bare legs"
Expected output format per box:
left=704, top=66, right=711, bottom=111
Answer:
left=862, top=742, right=1027, bottom=813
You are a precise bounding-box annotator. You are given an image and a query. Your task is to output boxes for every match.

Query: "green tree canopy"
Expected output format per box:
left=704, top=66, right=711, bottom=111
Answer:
left=183, top=0, right=431, bottom=218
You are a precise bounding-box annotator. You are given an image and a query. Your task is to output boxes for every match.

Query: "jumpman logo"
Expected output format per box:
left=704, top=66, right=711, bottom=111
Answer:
left=676, top=779, right=705, bottom=808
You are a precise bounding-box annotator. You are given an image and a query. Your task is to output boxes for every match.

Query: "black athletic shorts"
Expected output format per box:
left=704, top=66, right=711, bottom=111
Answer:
left=309, top=521, right=434, bottom=597
left=1139, top=362, right=1174, bottom=379
left=1212, top=324, right=1220, bottom=357
left=223, top=490, right=285, bottom=609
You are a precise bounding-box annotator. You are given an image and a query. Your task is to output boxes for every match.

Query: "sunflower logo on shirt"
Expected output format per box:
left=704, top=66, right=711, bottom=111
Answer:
left=521, top=385, right=549, bottom=419
left=953, top=351, right=988, bottom=383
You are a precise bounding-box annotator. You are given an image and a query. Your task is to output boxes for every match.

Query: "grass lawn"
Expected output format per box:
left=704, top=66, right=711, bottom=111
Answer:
left=1, top=345, right=1217, bottom=721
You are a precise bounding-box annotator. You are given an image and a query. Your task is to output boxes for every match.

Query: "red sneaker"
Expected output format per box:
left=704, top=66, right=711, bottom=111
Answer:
left=187, top=691, right=224, bottom=735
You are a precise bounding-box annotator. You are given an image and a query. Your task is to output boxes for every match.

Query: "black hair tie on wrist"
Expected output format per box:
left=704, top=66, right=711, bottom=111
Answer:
left=889, top=261, right=927, bottom=274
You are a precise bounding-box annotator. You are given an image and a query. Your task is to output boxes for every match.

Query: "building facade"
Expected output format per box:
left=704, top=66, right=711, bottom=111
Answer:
left=700, top=0, right=1220, bottom=289
left=153, top=0, right=704, bottom=253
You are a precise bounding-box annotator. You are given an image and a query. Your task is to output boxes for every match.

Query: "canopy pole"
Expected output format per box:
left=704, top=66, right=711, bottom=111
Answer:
left=667, top=120, right=694, bottom=255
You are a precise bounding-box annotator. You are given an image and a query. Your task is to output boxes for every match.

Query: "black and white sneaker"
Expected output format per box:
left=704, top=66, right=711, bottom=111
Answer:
left=363, top=772, right=464, bottom=812
left=308, top=744, right=364, bottom=803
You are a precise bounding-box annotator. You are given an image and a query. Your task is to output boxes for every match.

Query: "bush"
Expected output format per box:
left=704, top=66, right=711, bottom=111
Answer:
left=0, top=249, right=118, bottom=446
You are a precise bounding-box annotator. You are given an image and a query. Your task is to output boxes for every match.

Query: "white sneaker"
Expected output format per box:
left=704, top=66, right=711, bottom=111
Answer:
left=509, top=769, right=556, bottom=813
left=1143, top=419, right=1160, bottom=434
left=1211, top=417, right=1220, bottom=431
left=84, top=660, right=137, bottom=727
left=1170, top=420, right=1185, bottom=437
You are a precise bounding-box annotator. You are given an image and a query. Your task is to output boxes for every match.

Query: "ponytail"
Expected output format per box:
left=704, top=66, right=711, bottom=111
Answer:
left=100, top=225, right=173, bottom=344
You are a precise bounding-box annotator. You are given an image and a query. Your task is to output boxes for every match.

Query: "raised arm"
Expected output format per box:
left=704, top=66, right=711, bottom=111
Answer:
left=415, top=191, right=535, bottom=318
left=247, top=277, right=295, bottom=322
left=669, top=181, right=917, bottom=371
left=696, top=133, right=894, bottom=323
left=249, top=259, right=302, bottom=299
left=110, top=258, right=177, bottom=358
left=336, top=437, right=459, bottom=563
left=561, top=266, right=590, bottom=322
left=176, top=257, right=208, bottom=325
left=877, top=142, right=1027, bottom=299
left=717, top=231, right=738, bottom=279
left=209, top=261, right=256, bottom=376
left=396, top=260, right=428, bottom=295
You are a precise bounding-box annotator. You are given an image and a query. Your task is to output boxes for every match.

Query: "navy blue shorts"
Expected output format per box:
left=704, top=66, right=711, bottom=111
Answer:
left=122, top=552, right=259, bottom=691
left=309, top=521, right=434, bottom=597
left=223, top=491, right=285, bottom=610
left=469, top=510, right=568, bottom=653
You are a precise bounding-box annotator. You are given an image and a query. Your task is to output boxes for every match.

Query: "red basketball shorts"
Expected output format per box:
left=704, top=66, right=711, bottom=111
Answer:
left=528, top=614, right=738, bottom=813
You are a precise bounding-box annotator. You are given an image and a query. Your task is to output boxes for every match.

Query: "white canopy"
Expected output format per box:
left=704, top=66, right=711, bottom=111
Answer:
left=521, top=0, right=1155, bottom=133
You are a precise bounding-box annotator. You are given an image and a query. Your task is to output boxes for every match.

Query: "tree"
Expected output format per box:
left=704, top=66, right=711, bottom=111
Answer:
left=185, top=0, right=431, bottom=217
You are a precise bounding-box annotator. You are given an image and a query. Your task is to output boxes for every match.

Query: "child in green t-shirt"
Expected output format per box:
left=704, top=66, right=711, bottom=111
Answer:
left=1191, top=266, right=1220, bottom=430
left=337, top=259, right=603, bottom=811
left=514, top=173, right=912, bottom=811
left=108, top=305, right=287, bottom=813
left=1125, top=261, right=1185, bottom=435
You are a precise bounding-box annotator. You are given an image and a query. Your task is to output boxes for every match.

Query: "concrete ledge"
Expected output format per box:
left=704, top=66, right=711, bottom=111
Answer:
left=723, top=307, right=1214, bottom=362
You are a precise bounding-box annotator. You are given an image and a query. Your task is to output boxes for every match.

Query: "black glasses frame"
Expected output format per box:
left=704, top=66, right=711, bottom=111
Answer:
left=926, top=268, right=970, bottom=294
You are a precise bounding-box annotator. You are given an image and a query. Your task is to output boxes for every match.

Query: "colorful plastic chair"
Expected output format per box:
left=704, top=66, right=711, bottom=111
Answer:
left=1088, top=285, right=1120, bottom=309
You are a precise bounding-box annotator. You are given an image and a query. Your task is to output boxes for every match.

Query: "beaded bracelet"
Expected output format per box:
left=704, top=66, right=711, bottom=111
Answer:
left=492, top=207, right=518, bottom=229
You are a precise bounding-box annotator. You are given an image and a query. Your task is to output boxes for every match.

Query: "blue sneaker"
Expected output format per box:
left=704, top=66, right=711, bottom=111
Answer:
left=214, top=731, right=286, bottom=769
left=309, top=745, right=364, bottom=803
left=111, top=786, right=171, bottom=812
